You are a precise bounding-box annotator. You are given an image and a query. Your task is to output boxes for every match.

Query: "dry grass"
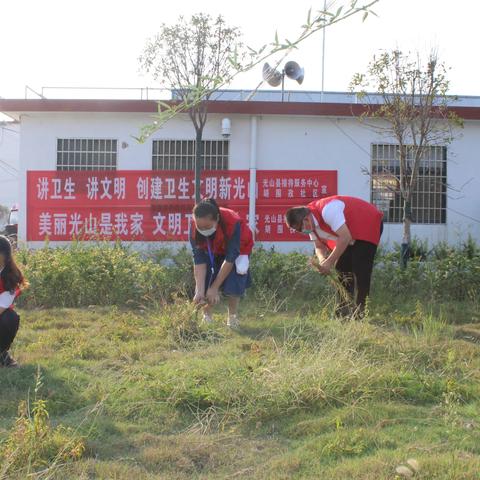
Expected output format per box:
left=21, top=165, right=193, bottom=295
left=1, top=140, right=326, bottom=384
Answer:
left=0, top=302, right=479, bottom=479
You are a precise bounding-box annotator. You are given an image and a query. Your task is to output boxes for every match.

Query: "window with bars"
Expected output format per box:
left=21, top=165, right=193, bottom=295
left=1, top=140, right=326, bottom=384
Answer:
left=56, top=139, right=117, bottom=171
left=152, top=140, right=229, bottom=170
left=371, top=144, right=447, bottom=224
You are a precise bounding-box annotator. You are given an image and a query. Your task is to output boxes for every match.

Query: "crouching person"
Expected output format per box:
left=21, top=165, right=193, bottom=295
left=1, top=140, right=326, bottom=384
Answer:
left=190, top=198, right=254, bottom=328
left=0, top=235, right=28, bottom=367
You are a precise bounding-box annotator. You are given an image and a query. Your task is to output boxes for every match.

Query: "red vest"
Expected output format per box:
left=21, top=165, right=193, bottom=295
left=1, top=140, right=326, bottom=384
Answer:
left=0, top=277, right=20, bottom=310
left=193, top=207, right=254, bottom=256
left=307, top=196, right=383, bottom=250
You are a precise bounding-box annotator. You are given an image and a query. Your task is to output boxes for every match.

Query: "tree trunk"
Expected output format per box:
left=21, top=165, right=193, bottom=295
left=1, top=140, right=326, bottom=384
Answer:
left=194, top=129, right=203, bottom=204
left=401, top=197, right=412, bottom=268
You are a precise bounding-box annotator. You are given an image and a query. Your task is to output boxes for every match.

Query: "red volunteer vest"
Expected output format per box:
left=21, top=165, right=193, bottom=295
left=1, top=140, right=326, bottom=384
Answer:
left=307, top=196, right=383, bottom=250
left=193, top=207, right=254, bottom=256
left=0, top=277, right=20, bottom=310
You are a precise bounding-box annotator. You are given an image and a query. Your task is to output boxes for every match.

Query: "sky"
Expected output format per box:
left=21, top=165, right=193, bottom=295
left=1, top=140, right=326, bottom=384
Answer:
left=1, top=0, right=479, bottom=100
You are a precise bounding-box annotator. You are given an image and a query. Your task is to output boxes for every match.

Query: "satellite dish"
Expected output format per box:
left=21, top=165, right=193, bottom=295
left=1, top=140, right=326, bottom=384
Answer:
left=263, top=63, right=283, bottom=87
left=284, top=61, right=305, bottom=84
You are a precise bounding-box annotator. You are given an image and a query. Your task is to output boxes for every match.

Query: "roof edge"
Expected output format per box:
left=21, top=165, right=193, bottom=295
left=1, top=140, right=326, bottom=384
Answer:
left=1, top=99, right=480, bottom=120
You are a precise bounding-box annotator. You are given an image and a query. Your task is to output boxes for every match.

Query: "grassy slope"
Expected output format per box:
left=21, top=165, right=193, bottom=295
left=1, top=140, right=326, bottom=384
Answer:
left=1, top=301, right=480, bottom=479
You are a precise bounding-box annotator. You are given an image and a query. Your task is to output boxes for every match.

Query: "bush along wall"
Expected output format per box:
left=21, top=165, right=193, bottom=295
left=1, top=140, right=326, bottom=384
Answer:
left=14, top=239, right=480, bottom=309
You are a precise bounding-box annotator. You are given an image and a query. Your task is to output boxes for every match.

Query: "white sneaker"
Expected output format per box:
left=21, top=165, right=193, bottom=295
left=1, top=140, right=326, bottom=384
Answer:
left=202, top=313, right=214, bottom=324
left=227, top=314, right=240, bottom=329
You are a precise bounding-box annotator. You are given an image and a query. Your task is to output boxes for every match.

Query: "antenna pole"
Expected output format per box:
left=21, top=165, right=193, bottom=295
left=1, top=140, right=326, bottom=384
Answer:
left=321, top=0, right=327, bottom=102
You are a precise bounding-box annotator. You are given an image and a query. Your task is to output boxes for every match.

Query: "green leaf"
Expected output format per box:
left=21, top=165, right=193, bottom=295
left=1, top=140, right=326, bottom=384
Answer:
left=362, top=11, right=368, bottom=21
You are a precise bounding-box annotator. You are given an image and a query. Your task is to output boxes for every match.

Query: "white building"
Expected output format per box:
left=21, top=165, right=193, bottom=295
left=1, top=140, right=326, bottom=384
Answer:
left=0, top=90, right=479, bottom=251
left=0, top=121, right=20, bottom=211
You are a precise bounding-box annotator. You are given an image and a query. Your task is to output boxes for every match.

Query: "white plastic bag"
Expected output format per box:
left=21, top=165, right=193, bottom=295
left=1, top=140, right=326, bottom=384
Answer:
left=235, top=255, right=249, bottom=275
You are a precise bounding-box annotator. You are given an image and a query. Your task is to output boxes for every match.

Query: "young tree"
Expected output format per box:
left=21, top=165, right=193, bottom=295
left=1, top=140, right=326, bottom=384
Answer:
left=350, top=50, right=463, bottom=266
left=136, top=1, right=379, bottom=140
left=139, top=14, right=245, bottom=202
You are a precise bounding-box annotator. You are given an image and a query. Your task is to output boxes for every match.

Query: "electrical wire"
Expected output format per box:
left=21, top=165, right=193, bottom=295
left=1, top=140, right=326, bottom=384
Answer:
left=0, top=159, right=18, bottom=178
left=0, top=158, right=19, bottom=172
left=0, top=126, right=19, bottom=135
left=447, top=207, right=480, bottom=224
left=0, top=157, right=18, bottom=170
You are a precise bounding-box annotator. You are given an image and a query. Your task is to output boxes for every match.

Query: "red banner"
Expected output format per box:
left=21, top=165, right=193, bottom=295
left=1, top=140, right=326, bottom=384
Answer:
left=26, top=170, right=337, bottom=241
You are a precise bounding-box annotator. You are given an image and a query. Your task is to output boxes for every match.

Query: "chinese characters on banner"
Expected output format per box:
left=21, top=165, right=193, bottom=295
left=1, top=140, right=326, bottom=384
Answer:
left=27, top=170, right=337, bottom=241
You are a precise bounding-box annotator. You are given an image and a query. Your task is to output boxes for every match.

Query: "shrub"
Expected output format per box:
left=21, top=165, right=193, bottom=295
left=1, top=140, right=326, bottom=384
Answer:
left=425, top=250, right=480, bottom=301
left=375, top=241, right=480, bottom=301
left=13, top=238, right=480, bottom=309
left=249, top=247, right=332, bottom=308
left=17, top=242, right=178, bottom=308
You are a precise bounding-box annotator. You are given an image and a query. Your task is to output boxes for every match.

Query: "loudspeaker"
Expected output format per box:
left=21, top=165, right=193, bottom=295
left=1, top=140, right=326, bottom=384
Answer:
left=284, top=61, right=304, bottom=84
left=262, top=62, right=283, bottom=87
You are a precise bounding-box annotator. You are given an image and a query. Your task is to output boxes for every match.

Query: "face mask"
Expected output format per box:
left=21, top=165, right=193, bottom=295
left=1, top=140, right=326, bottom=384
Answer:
left=196, top=224, right=217, bottom=237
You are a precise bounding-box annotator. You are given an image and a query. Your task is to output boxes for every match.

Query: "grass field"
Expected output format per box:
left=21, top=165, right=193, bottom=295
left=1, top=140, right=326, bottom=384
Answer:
left=1, top=297, right=480, bottom=479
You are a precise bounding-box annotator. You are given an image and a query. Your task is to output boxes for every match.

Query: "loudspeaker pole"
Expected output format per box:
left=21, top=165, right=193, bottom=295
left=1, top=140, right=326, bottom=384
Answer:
left=321, top=0, right=327, bottom=102
left=262, top=61, right=304, bottom=100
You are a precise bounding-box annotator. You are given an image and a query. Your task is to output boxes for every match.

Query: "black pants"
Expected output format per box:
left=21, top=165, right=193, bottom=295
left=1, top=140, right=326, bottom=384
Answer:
left=0, top=309, right=20, bottom=355
left=335, top=240, right=378, bottom=317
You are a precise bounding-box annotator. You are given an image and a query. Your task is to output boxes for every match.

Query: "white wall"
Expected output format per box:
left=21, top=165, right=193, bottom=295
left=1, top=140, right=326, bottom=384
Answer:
left=18, top=111, right=480, bottom=250
left=0, top=122, right=20, bottom=209
left=443, top=121, right=480, bottom=243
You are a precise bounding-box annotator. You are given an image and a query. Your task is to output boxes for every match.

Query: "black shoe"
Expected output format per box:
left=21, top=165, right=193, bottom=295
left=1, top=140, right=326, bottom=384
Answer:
left=0, top=351, right=19, bottom=368
left=335, top=304, right=354, bottom=319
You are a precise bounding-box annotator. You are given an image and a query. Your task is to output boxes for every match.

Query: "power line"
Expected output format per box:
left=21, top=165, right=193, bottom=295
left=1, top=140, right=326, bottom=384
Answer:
left=328, top=118, right=371, bottom=158
left=447, top=207, right=480, bottom=224
left=0, top=126, right=19, bottom=134
left=0, top=157, right=19, bottom=173
left=0, top=161, right=18, bottom=179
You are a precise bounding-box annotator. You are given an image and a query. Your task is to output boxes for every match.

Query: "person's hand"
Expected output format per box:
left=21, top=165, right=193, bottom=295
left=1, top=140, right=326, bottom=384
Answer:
left=317, top=258, right=334, bottom=275
left=309, top=256, right=319, bottom=270
left=193, top=291, right=206, bottom=305
left=310, top=256, right=334, bottom=275
left=206, top=287, right=221, bottom=305
left=318, top=244, right=332, bottom=258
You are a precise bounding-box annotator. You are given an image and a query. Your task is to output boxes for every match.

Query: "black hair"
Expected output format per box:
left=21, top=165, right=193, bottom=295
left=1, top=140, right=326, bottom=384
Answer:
left=285, top=206, right=310, bottom=231
left=193, top=197, right=221, bottom=221
left=0, top=236, right=27, bottom=293
left=192, top=198, right=228, bottom=248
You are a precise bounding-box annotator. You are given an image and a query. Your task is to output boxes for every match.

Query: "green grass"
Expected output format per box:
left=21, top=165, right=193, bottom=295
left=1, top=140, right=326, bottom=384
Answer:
left=1, top=300, right=480, bottom=479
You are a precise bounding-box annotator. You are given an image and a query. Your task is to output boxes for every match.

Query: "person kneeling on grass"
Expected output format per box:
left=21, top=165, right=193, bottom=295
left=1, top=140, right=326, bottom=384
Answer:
left=190, top=198, right=254, bottom=329
left=285, top=195, right=383, bottom=318
left=0, top=235, right=28, bottom=368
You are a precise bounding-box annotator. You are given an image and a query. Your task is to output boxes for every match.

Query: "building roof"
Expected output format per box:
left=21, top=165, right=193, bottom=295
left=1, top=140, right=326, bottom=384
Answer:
left=1, top=90, right=480, bottom=120
left=206, top=90, right=480, bottom=107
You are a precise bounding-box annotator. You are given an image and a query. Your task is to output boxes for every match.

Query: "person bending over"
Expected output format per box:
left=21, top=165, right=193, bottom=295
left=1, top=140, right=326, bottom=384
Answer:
left=190, top=198, right=254, bottom=329
left=286, top=195, right=383, bottom=317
